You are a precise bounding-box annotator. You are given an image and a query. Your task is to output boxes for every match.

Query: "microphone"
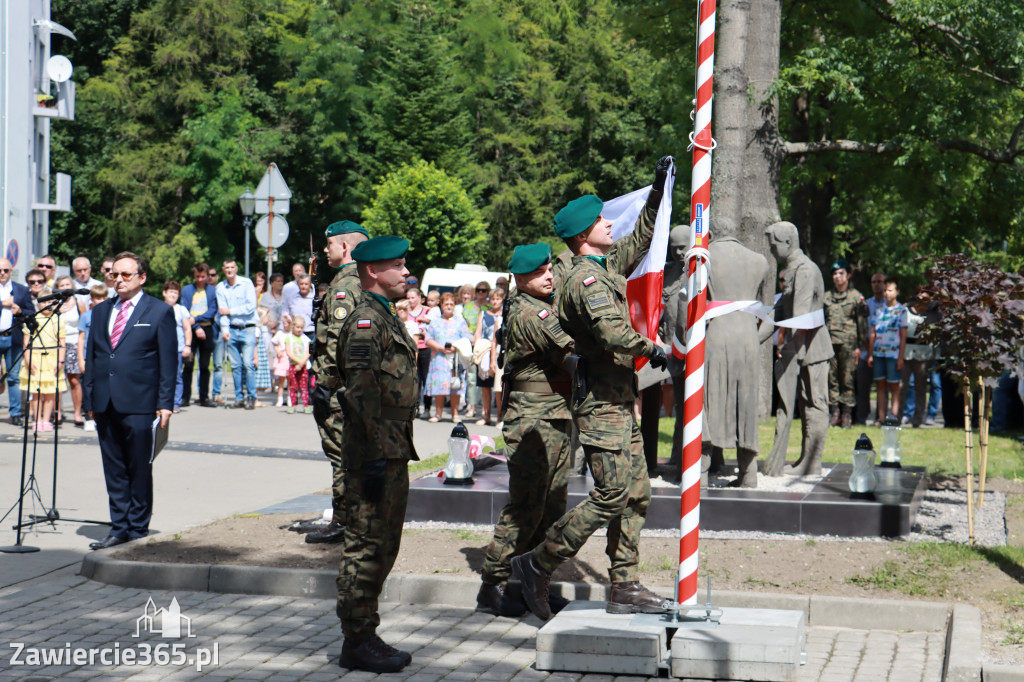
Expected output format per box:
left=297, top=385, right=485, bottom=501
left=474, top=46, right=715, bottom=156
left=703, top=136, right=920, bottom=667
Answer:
left=37, top=288, right=90, bottom=303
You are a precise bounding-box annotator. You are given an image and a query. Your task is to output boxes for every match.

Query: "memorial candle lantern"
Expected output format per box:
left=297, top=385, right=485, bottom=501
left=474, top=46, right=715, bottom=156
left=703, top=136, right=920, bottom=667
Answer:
left=879, top=415, right=903, bottom=467
left=443, top=423, right=474, bottom=485
left=849, top=433, right=877, bottom=494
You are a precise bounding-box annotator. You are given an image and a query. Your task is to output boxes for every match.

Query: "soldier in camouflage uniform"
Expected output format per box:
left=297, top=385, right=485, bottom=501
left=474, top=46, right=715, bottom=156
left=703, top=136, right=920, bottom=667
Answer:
left=512, top=157, right=674, bottom=621
left=307, top=220, right=367, bottom=544
left=334, top=236, right=418, bottom=674
left=477, top=243, right=575, bottom=618
left=823, top=258, right=868, bottom=429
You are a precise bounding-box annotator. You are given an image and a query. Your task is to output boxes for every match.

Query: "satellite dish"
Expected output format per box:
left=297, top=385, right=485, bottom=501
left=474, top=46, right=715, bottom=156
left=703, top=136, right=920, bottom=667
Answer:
left=47, top=55, right=73, bottom=83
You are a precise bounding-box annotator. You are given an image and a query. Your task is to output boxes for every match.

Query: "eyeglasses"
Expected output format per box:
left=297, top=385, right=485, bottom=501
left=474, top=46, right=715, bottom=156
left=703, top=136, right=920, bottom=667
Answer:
left=108, top=271, right=139, bottom=281
left=0, top=268, right=10, bottom=273
left=37, top=263, right=54, bottom=269
left=28, top=279, right=44, bottom=285
left=476, top=288, right=489, bottom=293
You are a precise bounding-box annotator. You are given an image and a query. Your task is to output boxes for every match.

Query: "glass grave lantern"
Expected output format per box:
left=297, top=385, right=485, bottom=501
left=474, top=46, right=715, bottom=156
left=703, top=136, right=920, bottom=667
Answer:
left=879, top=415, right=903, bottom=467
left=849, top=433, right=877, bottom=494
left=443, top=423, right=474, bottom=485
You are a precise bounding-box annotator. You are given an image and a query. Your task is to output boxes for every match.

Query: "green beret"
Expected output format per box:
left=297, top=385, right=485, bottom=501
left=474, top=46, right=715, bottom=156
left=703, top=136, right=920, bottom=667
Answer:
left=508, top=243, right=552, bottom=275
left=351, top=235, right=409, bottom=263
left=325, top=220, right=369, bottom=238
left=553, top=195, right=603, bottom=239
left=831, top=258, right=851, bottom=273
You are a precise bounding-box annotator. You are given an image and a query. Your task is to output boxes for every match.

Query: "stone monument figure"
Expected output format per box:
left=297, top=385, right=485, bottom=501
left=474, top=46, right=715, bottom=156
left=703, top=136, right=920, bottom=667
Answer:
left=661, top=225, right=688, bottom=475
left=763, top=221, right=834, bottom=477
left=697, top=218, right=773, bottom=487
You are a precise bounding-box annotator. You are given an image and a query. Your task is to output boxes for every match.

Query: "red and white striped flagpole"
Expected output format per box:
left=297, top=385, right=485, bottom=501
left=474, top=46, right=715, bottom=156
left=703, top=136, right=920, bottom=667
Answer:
left=676, top=0, right=717, bottom=609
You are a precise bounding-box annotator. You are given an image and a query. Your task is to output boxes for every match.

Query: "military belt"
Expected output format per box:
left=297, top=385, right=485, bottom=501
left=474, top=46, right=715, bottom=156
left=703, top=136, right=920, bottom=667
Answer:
left=510, top=379, right=571, bottom=394
left=381, top=405, right=417, bottom=421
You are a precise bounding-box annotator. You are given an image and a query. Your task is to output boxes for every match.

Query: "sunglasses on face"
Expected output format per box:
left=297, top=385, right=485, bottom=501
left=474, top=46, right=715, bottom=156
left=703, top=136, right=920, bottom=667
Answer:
left=28, top=279, right=44, bottom=285
left=38, top=264, right=54, bottom=269
left=0, top=268, right=10, bottom=273
left=476, top=288, right=489, bottom=293
left=109, top=272, right=139, bottom=281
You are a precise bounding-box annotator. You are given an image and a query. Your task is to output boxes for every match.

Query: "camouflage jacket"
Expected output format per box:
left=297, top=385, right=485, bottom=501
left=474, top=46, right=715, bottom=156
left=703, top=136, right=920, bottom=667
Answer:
left=313, top=264, right=361, bottom=393
left=557, top=187, right=662, bottom=404
left=824, top=286, right=868, bottom=348
left=502, top=290, right=575, bottom=423
left=337, top=293, right=419, bottom=467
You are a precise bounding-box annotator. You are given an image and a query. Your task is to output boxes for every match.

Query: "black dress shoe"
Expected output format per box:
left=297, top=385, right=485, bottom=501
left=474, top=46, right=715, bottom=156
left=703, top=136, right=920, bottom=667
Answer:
left=180, top=399, right=191, bottom=408
left=10, top=415, right=23, bottom=427
left=89, top=535, right=129, bottom=550
left=305, top=520, right=345, bottom=544
left=198, top=399, right=216, bottom=407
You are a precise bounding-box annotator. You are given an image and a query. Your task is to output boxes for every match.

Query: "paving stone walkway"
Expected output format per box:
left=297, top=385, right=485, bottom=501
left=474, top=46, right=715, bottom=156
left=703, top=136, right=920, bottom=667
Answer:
left=0, top=574, right=945, bottom=681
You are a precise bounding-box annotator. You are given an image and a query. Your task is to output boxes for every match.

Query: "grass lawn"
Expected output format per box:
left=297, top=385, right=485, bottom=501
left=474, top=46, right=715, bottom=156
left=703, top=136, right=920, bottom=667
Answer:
left=653, top=417, right=1024, bottom=480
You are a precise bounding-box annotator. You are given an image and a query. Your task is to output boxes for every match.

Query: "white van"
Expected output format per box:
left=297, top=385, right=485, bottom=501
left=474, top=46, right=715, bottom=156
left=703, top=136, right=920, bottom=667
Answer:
left=418, top=264, right=510, bottom=296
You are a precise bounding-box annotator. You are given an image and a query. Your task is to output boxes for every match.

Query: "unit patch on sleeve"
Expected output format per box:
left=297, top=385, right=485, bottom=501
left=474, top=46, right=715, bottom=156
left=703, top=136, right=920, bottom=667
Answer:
left=347, top=341, right=372, bottom=366
left=334, top=307, right=348, bottom=321
left=586, top=292, right=611, bottom=311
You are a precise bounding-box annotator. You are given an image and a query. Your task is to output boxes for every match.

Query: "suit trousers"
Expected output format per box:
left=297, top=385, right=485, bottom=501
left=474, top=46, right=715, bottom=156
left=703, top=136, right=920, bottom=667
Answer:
left=0, top=335, right=24, bottom=417
left=95, top=409, right=155, bottom=539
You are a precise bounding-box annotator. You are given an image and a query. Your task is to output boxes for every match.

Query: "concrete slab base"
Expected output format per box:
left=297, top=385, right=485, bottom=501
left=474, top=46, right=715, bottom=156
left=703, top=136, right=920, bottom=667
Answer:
left=534, top=601, right=805, bottom=681
left=670, top=607, right=806, bottom=681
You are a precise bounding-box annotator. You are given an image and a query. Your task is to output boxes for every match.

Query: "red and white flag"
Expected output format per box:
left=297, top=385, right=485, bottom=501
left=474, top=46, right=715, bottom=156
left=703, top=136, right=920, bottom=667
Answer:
left=603, top=163, right=675, bottom=367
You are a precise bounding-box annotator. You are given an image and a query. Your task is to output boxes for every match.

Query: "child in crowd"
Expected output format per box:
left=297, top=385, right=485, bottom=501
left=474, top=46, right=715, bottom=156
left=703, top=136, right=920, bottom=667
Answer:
left=20, top=287, right=66, bottom=431
left=425, top=289, right=441, bottom=320
left=868, top=277, right=908, bottom=424
left=397, top=300, right=420, bottom=340
left=284, top=315, right=311, bottom=414
left=163, top=281, right=194, bottom=412
left=76, top=284, right=108, bottom=431
left=272, top=316, right=291, bottom=407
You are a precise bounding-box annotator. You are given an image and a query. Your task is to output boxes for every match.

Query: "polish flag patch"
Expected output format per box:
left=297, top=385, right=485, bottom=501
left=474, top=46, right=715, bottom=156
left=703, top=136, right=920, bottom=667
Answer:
left=583, top=276, right=597, bottom=286
left=538, top=310, right=550, bottom=319
left=357, top=319, right=372, bottom=329
left=336, top=291, right=346, bottom=299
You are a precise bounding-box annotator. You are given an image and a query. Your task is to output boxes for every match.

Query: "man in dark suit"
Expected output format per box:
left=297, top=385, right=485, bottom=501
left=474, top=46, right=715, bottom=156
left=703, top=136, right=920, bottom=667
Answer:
left=83, top=251, right=177, bottom=549
left=0, top=258, right=35, bottom=426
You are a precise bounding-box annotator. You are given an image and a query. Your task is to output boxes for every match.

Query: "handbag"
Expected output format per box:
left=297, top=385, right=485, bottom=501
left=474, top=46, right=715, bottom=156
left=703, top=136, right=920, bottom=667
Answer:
left=450, top=353, right=463, bottom=391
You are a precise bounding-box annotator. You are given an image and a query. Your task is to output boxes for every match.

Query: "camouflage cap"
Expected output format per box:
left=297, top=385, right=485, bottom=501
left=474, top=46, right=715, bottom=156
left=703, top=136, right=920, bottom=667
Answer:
left=351, top=235, right=409, bottom=263
left=508, top=243, right=552, bottom=274
left=553, top=195, right=603, bottom=239
left=830, top=258, right=851, bottom=273
left=325, top=220, right=369, bottom=238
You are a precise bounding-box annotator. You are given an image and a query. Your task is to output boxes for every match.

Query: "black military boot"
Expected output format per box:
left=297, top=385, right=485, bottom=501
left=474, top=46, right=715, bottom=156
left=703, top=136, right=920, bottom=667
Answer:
left=305, top=519, right=345, bottom=544
left=548, top=592, right=571, bottom=615
left=511, top=553, right=552, bottom=620
left=476, top=582, right=527, bottom=617
left=829, top=405, right=841, bottom=427
left=606, top=582, right=673, bottom=614
left=339, top=633, right=411, bottom=673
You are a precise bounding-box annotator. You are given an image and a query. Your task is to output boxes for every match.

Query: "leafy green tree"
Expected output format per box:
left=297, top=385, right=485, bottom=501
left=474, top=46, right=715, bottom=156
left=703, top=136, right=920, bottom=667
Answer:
left=362, top=160, right=487, bottom=278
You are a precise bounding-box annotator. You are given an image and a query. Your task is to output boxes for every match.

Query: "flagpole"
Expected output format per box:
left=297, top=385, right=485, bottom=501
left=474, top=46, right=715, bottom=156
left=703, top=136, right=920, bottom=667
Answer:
left=676, top=0, right=717, bottom=609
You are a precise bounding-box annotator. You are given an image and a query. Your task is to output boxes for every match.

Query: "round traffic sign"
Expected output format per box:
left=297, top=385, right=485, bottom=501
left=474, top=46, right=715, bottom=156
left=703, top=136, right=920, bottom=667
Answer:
left=254, top=214, right=289, bottom=248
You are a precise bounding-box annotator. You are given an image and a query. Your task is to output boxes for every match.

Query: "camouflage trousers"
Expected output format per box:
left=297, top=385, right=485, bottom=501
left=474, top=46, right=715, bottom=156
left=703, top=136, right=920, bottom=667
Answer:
left=481, top=417, right=572, bottom=586
left=828, top=343, right=858, bottom=407
left=533, top=400, right=651, bottom=583
left=317, top=412, right=345, bottom=521
left=336, top=459, right=409, bottom=638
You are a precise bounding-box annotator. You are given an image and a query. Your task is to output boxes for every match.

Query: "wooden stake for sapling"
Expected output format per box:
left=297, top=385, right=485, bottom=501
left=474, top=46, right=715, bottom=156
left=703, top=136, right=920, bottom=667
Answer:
left=977, top=376, right=991, bottom=508
left=963, top=378, right=975, bottom=545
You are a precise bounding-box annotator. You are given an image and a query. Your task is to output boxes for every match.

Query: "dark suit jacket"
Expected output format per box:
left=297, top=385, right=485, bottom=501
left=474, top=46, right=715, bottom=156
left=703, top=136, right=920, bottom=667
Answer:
left=6, top=282, right=34, bottom=347
left=83, top=293, right=178, bottom=415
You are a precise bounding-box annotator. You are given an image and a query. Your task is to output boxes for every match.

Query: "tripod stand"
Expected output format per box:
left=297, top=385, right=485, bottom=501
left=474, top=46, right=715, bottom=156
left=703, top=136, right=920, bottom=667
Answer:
left=1, top=295, right=109, bottom=555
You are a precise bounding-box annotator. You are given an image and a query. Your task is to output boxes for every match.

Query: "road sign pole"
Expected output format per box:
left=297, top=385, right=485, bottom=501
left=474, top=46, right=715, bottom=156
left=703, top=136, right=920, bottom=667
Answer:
left=267, top=197, right=275, bottom=277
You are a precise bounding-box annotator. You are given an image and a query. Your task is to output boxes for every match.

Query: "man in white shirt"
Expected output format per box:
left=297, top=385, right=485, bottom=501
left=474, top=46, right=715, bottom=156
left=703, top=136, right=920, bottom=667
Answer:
left=285, top=274, right=315, bottom=338
left=72, top=257, right=103, bottom=307
left=282, top=262, right=307, bottom=307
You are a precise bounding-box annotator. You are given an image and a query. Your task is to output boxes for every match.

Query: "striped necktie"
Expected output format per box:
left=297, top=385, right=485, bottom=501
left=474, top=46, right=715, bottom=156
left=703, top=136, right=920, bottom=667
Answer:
left=110, top=300, right=132, bottom=348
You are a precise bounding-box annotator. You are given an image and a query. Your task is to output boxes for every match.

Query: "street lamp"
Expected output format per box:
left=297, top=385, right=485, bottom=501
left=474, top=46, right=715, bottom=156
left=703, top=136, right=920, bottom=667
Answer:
left=239, top=188, right=256, bottom=277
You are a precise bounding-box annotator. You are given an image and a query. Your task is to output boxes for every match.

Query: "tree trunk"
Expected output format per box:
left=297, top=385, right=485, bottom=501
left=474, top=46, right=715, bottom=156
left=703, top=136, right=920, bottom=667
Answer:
left=712, top=0, right=783, bottom=417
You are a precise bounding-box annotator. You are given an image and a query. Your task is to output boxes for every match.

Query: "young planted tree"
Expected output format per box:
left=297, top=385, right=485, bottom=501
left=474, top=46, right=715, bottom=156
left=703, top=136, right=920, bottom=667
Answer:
left=917, top=254, right=1024, bottom=543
